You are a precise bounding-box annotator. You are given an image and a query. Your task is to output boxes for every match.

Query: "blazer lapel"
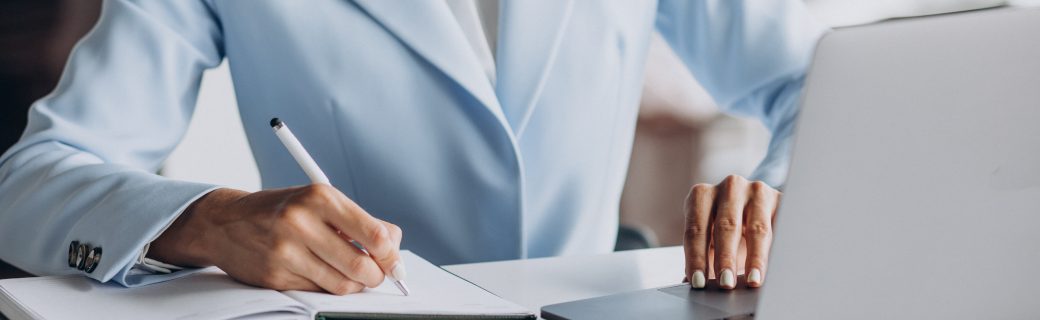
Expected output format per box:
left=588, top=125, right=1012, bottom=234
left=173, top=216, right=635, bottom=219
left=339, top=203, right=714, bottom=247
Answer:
left=352, top=0, right=505, bottom=125
left=495, top=0, right=575, bottom=136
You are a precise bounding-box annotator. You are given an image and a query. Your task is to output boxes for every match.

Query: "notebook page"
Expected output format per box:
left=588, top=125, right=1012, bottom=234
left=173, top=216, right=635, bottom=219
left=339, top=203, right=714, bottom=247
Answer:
left=284, top=251, right=532, bottom=318
left=0, top=268, right=309, bottom=320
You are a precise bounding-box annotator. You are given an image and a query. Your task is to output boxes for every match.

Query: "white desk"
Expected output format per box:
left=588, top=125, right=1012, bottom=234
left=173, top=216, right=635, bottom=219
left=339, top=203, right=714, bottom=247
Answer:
left=0, top=247, right=684, bottom=320
left=443, top=246, right=685, bottom=313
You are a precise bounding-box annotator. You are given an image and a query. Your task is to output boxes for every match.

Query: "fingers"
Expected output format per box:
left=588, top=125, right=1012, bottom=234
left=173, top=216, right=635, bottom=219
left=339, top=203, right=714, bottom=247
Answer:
left=252, top=240, right=363, bottom=295
left=338, top=215, right=401, bottom=276
left=744, top=181, right=777, bottom=288
left=298, top=184, right=403, bottom=277
left=276, top=274, right=323, bottom=293
left=298, top=219, right=384, bottom=288
left=289, top=249, right=365, bottom=295
left=714, top=175, right=749, bottom=290
left=382, top=220, right=403, bottom=249
left=217, top=185, right=403, bottom=295
left=379, top=220, right=407, bottom=281
left=684, top=183, right=715, bottom=289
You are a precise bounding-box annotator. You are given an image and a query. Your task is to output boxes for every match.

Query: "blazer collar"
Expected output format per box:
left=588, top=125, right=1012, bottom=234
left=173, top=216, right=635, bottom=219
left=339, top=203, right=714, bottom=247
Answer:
left=352, top=0, right=574, bottom=137
left=496, top=0, right=574, bottom=137
left=352, top=0, right=505, bottom=125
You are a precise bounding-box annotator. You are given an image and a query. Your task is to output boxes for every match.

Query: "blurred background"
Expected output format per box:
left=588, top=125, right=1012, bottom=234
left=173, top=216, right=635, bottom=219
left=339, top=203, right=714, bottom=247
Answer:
left=1, top=0, right=1035, bottom=277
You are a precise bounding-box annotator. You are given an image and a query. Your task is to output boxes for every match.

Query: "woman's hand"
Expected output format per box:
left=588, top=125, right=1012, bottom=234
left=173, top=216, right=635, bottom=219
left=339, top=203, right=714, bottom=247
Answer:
left=149, top=184, right=403, bottom=295
left=683, top=175, right=781, bottom=289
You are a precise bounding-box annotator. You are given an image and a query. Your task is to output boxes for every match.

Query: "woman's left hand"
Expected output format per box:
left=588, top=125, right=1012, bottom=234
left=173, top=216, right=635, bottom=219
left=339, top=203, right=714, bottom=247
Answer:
left=683, top=175, right=781, bottom=289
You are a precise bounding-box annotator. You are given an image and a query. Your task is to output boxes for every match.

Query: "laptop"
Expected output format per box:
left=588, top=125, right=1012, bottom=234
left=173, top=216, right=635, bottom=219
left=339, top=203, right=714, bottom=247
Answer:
left=543, top=6, right=1040, bottom=320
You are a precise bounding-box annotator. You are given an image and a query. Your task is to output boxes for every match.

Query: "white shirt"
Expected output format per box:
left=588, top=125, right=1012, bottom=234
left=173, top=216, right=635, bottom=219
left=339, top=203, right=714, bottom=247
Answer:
left=445, top=0, right=499, bottom=85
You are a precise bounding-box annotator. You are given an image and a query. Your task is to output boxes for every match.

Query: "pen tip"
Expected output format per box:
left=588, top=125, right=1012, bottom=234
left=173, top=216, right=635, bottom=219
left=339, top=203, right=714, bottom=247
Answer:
left=394, top=280, right=411, bottom=296
left=270, top=118, right=282, bottom=128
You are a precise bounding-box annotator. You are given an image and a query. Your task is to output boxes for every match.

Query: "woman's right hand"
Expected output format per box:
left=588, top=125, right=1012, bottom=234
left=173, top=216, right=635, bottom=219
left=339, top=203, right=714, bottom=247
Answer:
left=149, top=184, right=403, bottom=295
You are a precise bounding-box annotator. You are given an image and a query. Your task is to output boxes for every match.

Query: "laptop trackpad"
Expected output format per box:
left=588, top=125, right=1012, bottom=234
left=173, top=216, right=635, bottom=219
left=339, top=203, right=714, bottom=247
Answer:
left=658, top=280, right=759, bottom=316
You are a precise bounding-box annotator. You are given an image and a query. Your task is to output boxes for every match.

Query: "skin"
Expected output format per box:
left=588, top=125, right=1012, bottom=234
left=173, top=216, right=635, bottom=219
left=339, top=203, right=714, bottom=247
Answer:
left=149, top=184, right=402, bottom=295
left=684, top=174, right=781, bottom=289
left=151, top=174, right=775, bottom=294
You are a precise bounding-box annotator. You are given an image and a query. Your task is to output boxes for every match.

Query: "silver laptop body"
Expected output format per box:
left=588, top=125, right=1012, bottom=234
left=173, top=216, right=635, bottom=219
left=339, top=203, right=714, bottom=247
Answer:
left=758, top=5, right=1040, bottom=319
left=543, top=6, right=1040, bottom=320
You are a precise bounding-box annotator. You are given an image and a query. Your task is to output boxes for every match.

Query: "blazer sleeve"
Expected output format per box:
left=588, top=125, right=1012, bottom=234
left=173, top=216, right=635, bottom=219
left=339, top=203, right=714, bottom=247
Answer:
left=655, top=0, right=828, bottom=187
left=0, top=0, right=224, bottom=286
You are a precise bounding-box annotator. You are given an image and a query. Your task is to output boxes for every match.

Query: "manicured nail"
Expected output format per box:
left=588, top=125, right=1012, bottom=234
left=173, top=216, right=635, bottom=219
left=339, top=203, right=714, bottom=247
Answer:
left=390, top=262, right=407, bottom=281
left=720, top=269, right=736, bottom=288
left=692, top=271, right=706, bottom=289
left=748, top=268, right=762, bottom=286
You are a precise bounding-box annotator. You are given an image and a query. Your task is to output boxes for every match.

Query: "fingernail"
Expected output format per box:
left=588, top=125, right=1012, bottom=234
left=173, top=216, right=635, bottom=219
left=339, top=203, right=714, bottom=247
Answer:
left=748, top=268, right=762, bottom=286
left=720, top=269, right=735, bottom=288
left=390, top=262, right=407, bottom=281
left=692, top=270, right=706, bottom=289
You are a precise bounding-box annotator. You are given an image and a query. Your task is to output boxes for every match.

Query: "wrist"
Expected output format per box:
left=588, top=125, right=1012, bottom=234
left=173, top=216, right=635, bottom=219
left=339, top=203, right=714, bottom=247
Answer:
left=149, top=188, right=249, bottom=267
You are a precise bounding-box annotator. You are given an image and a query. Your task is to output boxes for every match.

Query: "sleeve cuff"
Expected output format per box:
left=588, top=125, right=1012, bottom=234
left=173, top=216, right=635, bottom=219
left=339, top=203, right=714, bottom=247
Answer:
left=135, top=243, right=185, bottom=274
left=131, top=198, right=198, bottom=274
left=99, top=181, right=223, bottom=287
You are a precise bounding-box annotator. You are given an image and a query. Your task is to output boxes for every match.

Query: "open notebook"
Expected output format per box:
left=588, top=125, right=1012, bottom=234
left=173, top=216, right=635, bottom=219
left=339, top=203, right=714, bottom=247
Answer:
left=0, top=251, right=533, bottom=320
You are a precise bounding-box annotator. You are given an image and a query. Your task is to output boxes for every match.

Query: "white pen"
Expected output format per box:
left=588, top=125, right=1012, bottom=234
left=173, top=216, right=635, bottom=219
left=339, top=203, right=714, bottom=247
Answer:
left=270, top=118, right=410, bottom=296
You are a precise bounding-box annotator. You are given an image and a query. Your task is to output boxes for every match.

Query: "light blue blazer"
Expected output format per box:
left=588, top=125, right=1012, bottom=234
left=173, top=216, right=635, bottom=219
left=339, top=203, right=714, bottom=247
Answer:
left=0, top=0, right=825, bottom=286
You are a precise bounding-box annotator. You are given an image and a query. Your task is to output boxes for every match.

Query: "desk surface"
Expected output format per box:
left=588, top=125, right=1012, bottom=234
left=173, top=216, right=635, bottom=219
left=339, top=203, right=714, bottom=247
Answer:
left=0, top=247, right=685, bottom=320
left=443, top=246, right=685, bottom=312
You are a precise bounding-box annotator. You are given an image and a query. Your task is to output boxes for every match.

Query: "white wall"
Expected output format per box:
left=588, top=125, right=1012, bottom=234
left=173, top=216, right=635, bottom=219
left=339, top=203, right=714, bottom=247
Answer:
left=162, top=61, right=260, bottom=192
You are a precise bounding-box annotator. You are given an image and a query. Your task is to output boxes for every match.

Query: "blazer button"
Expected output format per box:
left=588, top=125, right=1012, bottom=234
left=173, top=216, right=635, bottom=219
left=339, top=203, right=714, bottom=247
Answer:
left=76, top=243, right=90, bottom=270
left=68, top=241, right=80, bottom=268
left=84, top=247, right=102, bottom=274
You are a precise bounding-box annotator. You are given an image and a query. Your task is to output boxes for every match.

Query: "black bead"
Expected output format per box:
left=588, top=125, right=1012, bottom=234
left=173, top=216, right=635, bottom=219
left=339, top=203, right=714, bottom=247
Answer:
left=68, top=241, right=80, bottom=268
left=75, top=244, right=89, bottom=270
left=84, top=247, right=102, bottom=274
